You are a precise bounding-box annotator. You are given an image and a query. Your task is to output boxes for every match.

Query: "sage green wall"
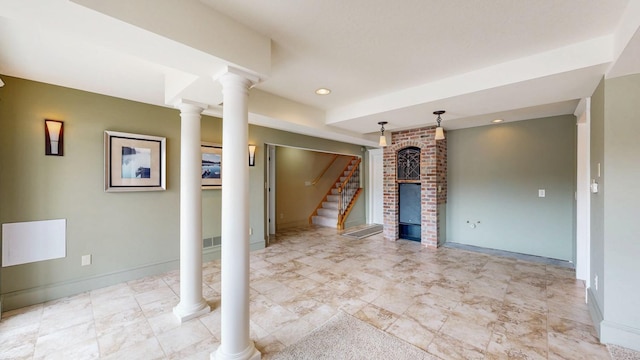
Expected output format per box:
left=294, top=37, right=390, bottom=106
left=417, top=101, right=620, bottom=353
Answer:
left=0, top=76, right=367, bottom=310
left=446, top=116, right=576, bottom=261
left=275, top=148, right=352, bottom=230
left=200, top=118, right=223, bottom=243
left=589, top=78, right=606, bottom=315
left=597, top=73, right=640, bottom=348
left=0, top=76, right=183, bottom=310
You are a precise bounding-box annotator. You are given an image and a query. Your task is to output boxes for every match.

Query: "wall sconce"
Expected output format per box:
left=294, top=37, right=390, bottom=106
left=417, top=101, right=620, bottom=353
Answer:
left=433, top=110, right=445, bottom=140
left=248, top=144, right=256, bottom=166
left=378, top=121, right=388, bottom=147
left=45, top=119, right=64, bottom=156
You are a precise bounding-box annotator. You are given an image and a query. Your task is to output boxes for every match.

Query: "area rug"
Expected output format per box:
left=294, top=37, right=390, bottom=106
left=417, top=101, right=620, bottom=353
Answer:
left=270, top=311, right=436, bottom=360
left=608, top=344, right=640, bottom=360
left=341, top=225, right=383, bottom=240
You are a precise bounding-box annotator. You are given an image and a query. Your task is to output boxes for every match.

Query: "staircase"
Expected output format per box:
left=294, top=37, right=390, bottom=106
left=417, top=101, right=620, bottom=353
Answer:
left=311, top=187, right=341, bottom=227
left=310, top=157, right=362, bottom=229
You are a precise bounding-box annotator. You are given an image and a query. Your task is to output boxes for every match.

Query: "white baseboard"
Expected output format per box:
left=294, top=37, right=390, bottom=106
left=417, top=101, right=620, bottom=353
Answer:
left=2, top=240, right=265, bottom=312
left=2, top=259, right=179, bottom=312
left=250, top=241, right=266, bottom=252
left=588, top=287, right=640, bottom=351
left=601, top=320, right=640, bottom=352
left=587, top=287, right=604, bottom=337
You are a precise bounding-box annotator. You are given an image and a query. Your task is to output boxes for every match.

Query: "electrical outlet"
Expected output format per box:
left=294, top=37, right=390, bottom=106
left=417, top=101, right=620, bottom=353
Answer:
left=594, top=275, right=598, bottom=291
left=81, top=254, right=92, bottom=266
left=466, top=220, right=479, bottom=229
left=249, top=227, right=253, bottom=235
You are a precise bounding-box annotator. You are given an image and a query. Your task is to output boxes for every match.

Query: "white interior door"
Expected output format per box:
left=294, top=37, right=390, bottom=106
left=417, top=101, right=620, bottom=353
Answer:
left=267, top=145, right=276, bottom=236
left=368, top=149, right=384, bottom=224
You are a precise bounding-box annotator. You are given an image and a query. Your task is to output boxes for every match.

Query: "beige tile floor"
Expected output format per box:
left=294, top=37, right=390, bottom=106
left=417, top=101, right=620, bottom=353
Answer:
left=1, top=226, right=611, bottom=359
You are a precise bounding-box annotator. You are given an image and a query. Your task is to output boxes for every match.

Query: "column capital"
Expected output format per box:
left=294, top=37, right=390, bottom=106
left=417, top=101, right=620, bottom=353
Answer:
left=213, top=66, right=261, bottom=89
left=174, top=99, right=208, bottom=114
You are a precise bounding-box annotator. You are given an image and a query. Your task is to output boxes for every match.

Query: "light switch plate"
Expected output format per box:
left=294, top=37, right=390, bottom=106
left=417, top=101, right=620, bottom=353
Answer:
left=81, top=254, right=91, bottom=266
left=538, top=189, right=545, bottom=198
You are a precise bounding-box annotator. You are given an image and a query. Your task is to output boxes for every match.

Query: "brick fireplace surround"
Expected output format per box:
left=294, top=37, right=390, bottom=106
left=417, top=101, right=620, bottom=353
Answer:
left=382, top=126, right=447, bottom=248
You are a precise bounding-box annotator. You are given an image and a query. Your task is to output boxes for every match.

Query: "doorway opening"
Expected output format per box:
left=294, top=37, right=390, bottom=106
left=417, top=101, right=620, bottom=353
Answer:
left=265, top=144, right=363, bottom=245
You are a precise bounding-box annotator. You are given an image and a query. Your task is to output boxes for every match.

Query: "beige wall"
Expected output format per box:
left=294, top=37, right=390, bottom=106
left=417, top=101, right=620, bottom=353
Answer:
left=0, top=75, right=366, bottom=310
left=275, top=148, right=353, bottom=229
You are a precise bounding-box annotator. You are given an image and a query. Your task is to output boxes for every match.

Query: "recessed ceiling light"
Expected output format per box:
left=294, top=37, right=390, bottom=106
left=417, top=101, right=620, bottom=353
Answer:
left=492, top=119, right=504, bottom=124
left=315, top=88, right=331, bottom=95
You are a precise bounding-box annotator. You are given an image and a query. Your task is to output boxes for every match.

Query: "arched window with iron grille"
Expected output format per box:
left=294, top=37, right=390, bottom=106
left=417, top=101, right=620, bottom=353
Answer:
left=397, top=147, right=421, bottom=241
left=397, top=147, right=420, bottom=180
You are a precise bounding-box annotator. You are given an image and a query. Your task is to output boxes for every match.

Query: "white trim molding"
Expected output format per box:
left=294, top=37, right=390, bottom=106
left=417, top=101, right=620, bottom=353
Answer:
left=601, top=321, right=640, bottom=352
left=588, top=287, right=640, bottom=352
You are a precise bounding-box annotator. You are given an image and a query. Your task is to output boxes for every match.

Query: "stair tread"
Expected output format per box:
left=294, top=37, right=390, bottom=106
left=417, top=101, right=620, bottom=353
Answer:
left=323, top=201, right=339, bottom=209
left=318, top=208, right=339, bottom=217
left=310, top=158, right=361, bottom=230
left=312, top=215, right=337, bottom=228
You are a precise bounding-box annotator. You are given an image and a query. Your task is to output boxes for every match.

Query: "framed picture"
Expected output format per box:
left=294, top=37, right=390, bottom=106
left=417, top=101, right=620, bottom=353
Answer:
left=201, top=142, right=222, bottom=189
left=104, top=131, right=166, bottom=192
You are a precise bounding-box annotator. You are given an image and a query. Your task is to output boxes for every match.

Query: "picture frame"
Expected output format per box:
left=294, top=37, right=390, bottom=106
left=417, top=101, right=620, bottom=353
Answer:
left=201, top=142, right=222, bottom=189
left=104, top=130, right=166, bottom=192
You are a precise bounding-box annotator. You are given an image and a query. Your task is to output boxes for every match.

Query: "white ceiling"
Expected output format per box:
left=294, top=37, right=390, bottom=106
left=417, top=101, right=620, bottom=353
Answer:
left=1, top=0, right=639, bottom=146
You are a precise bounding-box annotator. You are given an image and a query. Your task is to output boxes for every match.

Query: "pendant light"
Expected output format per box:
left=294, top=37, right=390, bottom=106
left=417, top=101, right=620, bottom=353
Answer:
left=378, top=121, right=388, bottom=147
left=434, top=110, right=445, bottom=140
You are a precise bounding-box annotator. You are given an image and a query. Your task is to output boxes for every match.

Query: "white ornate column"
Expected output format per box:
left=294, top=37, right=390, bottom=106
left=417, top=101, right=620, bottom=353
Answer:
left=213, top=69, right=260, bottom=360
left=173, top=101, right=211, bottom=322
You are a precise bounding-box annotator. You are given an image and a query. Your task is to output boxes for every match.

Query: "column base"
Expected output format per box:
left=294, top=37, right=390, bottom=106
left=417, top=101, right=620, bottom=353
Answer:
left=211, top=341, right=261, bottom=360
left=173, top=300, right=211, bottom=323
